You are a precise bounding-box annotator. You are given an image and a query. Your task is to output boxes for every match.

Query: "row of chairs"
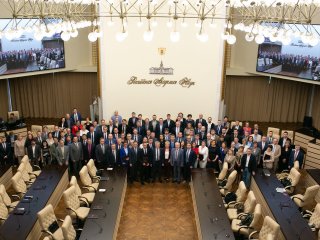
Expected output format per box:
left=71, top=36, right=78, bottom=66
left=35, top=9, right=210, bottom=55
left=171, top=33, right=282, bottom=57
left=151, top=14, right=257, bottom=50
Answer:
left=38, top=159, right=102, bottom=240
left=218, top=171, right=280, bottom=239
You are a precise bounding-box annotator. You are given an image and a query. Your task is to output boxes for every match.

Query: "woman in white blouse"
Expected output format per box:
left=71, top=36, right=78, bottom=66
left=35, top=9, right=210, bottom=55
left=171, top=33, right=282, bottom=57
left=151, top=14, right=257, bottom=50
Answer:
left=79, top=126, right=89, bottom=136
left=198, top=141, right=208, bottom=168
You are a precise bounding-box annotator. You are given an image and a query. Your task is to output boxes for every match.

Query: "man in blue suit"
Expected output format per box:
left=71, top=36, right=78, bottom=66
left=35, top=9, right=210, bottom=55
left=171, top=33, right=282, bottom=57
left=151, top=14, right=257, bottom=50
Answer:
left=170, top=142, right=184, bottom=183
left=70, top=108, right=82, bottom=123
left=289, top=145, right=304, bottom=169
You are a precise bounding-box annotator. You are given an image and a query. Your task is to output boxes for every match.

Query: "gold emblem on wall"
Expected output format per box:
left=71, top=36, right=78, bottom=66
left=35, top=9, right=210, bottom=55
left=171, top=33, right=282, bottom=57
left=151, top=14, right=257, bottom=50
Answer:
left=150, top=48, right=173, bottom=75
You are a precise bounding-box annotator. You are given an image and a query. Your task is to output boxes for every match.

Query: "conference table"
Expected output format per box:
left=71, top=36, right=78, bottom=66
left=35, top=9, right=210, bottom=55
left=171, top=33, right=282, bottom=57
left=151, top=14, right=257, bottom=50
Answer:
left=251, top=169, right=316, bottom=240
left=191, top=169, right=235, bottom=240
left=79, top=167, right=127, bottom=240
left=0, top=165, right=12, bottom=189
left=0, top=165, right=68, bottom=240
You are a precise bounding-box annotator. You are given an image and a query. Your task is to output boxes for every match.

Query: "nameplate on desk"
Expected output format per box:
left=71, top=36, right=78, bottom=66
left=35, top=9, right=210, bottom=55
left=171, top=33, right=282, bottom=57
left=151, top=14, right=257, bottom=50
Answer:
left=100, top=177, right=109, bottom=181
left=99, top=189, right=106, bottom=193
left=87, top=214, right=99, bottom=219
left=21, top=198, right=31, bottom=203
left=92, top=205, right=103, bottom=210
left=13, top=208, right=25, bottom=215
left=107, top=168, right=113, bottom=171
left=33, top=186, right=45, bottom=190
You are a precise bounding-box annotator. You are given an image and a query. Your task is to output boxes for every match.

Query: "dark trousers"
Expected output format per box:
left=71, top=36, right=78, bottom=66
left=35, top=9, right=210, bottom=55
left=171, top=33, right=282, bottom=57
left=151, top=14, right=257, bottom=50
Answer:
left=152, top=161, right=162, bottom=181
left=71, top=160, right=80, bottom=176
left=184, top=164, right=192, bottom=182
left=140, top=165, right=150, bottom=183
left=164, top=160, right=172, bottom=180
left=242, top=167, right=251, bottom=189
left=173, top=165, right=181, bottom=182
left=129, top=163, right=137, bottom=182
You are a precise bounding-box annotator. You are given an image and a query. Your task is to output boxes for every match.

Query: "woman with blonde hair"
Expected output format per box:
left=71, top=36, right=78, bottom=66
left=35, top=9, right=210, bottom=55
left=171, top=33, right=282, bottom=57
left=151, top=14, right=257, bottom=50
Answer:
left=14, top=134, right=26, bottom=164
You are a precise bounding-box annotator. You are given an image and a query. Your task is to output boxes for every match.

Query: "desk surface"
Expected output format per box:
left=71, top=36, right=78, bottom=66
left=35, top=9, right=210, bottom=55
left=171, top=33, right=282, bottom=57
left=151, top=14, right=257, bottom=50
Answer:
left=0, top=166, right=67, bottom=240
left=0, top=165, right=11, bottom=177
left=307, top=169, right=320, bottom=185
left=254, top=169, right=315, bottom=240
left=191, top=169, right=235, bottom=240
left=79, top=168, right=127, bottom=240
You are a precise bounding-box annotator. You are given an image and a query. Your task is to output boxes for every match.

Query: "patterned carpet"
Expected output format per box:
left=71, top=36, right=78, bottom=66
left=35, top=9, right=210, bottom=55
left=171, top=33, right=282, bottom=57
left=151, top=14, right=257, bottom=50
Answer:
left=116, top=182, right=198, bottom=240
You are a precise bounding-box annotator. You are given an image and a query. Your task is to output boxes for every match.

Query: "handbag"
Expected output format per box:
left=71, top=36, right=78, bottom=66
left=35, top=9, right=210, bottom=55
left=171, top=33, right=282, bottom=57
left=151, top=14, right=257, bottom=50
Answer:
left=48, top=220, right=59, bottom=233
left=225, top=192, right=237, bottom=204
left=281, top=177, right=292, bottom=187
left=236, top=203, right=244, bottom=214
left=240, top=213, right=253, bottom=226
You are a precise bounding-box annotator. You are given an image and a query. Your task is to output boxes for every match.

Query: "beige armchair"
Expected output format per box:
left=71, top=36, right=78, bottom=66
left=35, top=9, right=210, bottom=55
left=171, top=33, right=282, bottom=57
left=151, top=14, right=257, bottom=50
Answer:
left=292, top=185, right=320, bottom=210
left=248, top=216, right=280, bottom=240
left=70, top=176, right=95, bottom=205
left=87, top=159, right=102, bottom=181
left=37, top=204, right=64, bottom=240
left=21, top=156, right=41, bottom=179
left=63, top=186, right=90, bottom=221
left=225, top=181, right=248, bottom=208
left=7, top=111, right=19, bottom=120
left=267, top=127, right=280, bottom=136
left=11, top=172, right=27, bottom=199
left=219, top=170, right=237, bottom=196
left=277, top=167, right=301, bottom=195
left=17, top=162, right=36, bottom=185
left=231, top=204, right=262, bottom=237
left=79, top=166, right=99, bottom=192
left=227, top=191, right=256, bottom=220
left=31, top=125, right=43, bottom=135
left=0, top=184, right=19, bottom=212
left=61, top=215, right=82, bottom=240
left=303, top=203, right=320, bottom=229
left=0, top=200, right=8, bottom=225
left=217, top=162, right=228, bottom=184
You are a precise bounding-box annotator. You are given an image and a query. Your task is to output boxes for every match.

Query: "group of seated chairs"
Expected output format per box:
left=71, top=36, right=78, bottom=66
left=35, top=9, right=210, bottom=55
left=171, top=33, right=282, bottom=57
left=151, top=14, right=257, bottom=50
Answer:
left=216, top=159, right=320, bottom=239
left=37, top=159, right=102, bottom=240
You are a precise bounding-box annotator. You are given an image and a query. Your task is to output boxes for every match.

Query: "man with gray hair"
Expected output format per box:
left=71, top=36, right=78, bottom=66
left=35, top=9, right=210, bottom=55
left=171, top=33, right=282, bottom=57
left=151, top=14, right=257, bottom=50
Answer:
left=152, top=141, right=163, bottom=183
left=170, top=142, right=184, bottom=184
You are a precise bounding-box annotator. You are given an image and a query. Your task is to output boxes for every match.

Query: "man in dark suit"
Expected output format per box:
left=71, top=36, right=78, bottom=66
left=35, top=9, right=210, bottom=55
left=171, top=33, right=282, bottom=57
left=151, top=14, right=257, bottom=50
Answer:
left=172, top=121, right=183, bottom=137
left=215, top=120, right=223, bottom=136
left=83, top=138, right=95, bottom=164
left=289, top=145, right=304, bottom=169
left=150, top=115, right=159, bottom=132
left=258, top=136, right=268, bottom=154
left=143, top=118, right=153, bottom=134
left=108, top=143, right=120, bottom=167
left=136, top=121, right=144, bottom=137
left=152, top=141, right=163, bottom=183
left=87, top=126, right=99, bottom=145
left=119, top=119, right=128, bottom=136
left=138, top=142, right=153, bottom=185
left=279, top=131, right=291, bottom=148
left=184, top=142, right=196, bottom=183
left=132, top=128, right=142, bottom=144
left=27, top=140, right=41, bottom=165
left=232, top=120, right=243, bottom=136
left=95, top=138, right=108, bottom=169
left=70, top=108, right=82, bottom=123
left=170, top=142, right=184, bottom=183
left=120, top=141, right=131, bottom=168
left=0, top=137, right=12, bottom=166
left=206, top=117, right=215, bottom=134
left=241, top=148, right=257, bottom=189
left=155, top=118, right=165, bottom=139
left=69, top=136, right=83, bottom=176
left=164, top=114, right=175, bottom=132
left=35, top=131, right=44, bottom=146
left=107, top=120, right=115, bottom=134
left=129, top=141, right=139, bottom=183
left=196, top=114, right=207, bottom=128
left=105, top=134, right=116, bottom=149
left=53, top=126, right=61, bottom=139
left=228, top=129, right=242, bottom=147
left=128, top=112, right=137, bottom=133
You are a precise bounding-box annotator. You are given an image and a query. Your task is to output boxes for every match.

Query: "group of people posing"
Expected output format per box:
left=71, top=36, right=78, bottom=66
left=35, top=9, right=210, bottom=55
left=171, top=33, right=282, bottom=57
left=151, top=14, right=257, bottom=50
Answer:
left=0, top=109, right=304, bottom=188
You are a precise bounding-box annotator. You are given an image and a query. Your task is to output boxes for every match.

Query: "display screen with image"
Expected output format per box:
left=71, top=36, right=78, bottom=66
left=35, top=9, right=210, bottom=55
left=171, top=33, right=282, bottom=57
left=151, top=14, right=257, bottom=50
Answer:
left=0, top=19, right=65, bottom=76
left=256, top=24, right=320, bottom=81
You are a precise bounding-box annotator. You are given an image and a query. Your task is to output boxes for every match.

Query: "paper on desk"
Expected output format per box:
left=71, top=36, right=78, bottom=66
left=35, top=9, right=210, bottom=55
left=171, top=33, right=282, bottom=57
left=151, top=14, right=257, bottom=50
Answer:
left=107, top=168, right=113, bottom=171
left=99, top=189, right=106, bottom=192
left=276, top=187, right=286, bottom=193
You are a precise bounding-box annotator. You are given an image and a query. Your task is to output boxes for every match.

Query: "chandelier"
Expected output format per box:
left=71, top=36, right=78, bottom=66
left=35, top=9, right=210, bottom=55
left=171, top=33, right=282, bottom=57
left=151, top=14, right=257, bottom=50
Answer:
left=0, top=0, right=320, bottom=45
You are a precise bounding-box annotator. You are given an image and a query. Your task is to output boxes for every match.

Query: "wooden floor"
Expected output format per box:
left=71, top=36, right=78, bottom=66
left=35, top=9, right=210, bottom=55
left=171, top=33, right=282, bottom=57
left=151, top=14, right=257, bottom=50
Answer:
left=116, top=182, right=198, bottom=240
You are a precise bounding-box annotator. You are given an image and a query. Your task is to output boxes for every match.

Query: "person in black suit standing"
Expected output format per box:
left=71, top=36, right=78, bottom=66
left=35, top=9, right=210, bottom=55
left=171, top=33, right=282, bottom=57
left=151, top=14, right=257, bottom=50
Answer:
left=155, top=118, right=165, bottom=139
left=196, top=114, right=207, bottom=128
left=0, top=136, right=12, bottom=166
left=241, top=148, right=257, bottom=189
left=152, top=141, right=164, bottom=183
left=108, top=143, right=120, bottom=167
left=128, top=112, right=137, bottom=133
left=95, top=138, right=108, bottom=169
left=289, top=145, right=304, bottom=169
left=143, top=118, right=153, bottom=133
left=164, top=114, right=175, bottom=133
left=87, top=126, right=99, bottom=146
left=215, top=120, right=223, bottom=136
left=119, top=119, right=128, bottom=136
left=138, top=142, right=153, bottom=185
left=185, top=114, right=195, bottom=128
left=27, top=140, right=41, bottom=165
left=172, top=121, right=183, bottom=137
left=184, top=142, right=196, bottom=183
left=129, top=141, right=139, bottom=183
left=279, top=131, right=291, bottom=148
left=232, top=120, right=243, bottom=136
left=83, top=137, right=95, bottom=164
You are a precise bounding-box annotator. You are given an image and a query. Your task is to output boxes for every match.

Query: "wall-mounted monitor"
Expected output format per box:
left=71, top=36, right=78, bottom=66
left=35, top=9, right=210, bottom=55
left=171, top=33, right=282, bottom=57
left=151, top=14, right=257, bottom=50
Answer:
left=256, top=24, right=320, bottom=81
left=0, top=19, right=65, bottom=76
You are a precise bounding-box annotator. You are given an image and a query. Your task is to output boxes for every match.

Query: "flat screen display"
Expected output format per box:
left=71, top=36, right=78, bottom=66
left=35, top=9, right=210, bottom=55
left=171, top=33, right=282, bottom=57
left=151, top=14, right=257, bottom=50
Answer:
left=256, top=24, right=320, bottom=81
left=0, top=19, right=65, bottom=76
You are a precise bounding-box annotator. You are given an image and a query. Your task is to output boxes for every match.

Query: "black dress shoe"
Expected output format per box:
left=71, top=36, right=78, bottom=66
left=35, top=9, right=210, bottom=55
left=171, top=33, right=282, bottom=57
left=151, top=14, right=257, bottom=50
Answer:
left=159, top=179, right=163, bottom=183
left=141, top=182, right=145, bottom=185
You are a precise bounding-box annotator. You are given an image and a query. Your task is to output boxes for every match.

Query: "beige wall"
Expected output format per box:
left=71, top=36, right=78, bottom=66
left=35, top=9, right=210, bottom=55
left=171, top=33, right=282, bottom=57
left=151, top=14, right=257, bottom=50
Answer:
left=100, top=15, right=226, bottom=121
